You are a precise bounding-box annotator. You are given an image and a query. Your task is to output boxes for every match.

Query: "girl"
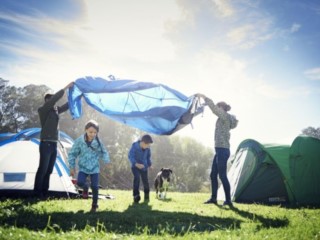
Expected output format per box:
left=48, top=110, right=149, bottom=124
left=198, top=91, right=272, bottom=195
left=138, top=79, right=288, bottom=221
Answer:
left=68, top=120, right=110, bottom=212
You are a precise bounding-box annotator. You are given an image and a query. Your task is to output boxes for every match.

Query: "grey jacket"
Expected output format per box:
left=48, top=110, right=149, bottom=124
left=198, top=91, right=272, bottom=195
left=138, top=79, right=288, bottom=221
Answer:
left=38, top=89, right=68, bottom=141
left=204, top=98, right=238, bottom=148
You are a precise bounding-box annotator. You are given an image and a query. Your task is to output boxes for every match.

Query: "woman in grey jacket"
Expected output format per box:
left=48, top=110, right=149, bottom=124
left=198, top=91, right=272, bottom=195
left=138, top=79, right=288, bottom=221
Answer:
left=197, top=94, right=238, bottom=206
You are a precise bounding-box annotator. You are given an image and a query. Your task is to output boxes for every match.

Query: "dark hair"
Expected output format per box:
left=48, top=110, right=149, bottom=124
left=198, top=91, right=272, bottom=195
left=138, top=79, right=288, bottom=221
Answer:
left=84, top=120, right=102, bottom=152
left=217, top=101, right=231, bottom=112
left=85, top=120, right=99, bottom=132
left=141, top=134, right=153, bottom=144
left=44, top=94, right=53, bottom=101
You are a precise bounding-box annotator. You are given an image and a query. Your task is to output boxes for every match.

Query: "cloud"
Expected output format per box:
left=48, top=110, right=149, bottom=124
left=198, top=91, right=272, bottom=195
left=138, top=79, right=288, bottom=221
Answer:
left=226, top=21, right=274, bottom=49
left=0, top=10, right=87, bottom=62
left=255, top=82, right=312, bottom=99
left=290, top=23, right=301, bottom=33
left=304, top=68, right=320, bottom=80
left=211, top=0, right=234, bottom=17
left=165, top=0, right=278, bottom=52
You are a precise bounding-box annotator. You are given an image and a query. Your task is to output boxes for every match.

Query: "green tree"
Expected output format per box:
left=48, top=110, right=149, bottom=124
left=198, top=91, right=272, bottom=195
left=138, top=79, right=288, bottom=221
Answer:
left=302, top=126, right=320, bottom=139
left=0, top=85, right=23, bottom=132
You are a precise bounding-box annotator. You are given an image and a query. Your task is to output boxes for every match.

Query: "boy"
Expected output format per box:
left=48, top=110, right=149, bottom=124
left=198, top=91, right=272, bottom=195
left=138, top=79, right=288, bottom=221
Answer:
left=128, top=134, right=153, bottom=203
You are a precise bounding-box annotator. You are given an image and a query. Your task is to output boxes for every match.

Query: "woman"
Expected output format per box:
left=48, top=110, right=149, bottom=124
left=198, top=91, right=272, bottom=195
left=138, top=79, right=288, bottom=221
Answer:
left=197, top=94, right=238, bottom=206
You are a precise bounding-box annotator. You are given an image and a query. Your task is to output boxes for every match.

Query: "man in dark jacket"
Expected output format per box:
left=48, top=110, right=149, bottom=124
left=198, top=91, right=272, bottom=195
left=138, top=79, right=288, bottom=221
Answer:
left=33, top=82, right=73, bottom=199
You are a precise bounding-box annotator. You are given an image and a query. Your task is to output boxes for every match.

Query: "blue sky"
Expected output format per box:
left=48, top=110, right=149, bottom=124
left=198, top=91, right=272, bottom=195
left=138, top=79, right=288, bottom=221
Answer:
left=1, top=0, right=319, bottom=152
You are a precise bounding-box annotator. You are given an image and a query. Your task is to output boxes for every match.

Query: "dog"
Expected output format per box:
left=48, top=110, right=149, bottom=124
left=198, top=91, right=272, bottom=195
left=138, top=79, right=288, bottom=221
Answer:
left=154, top=168, right=173, bottom=199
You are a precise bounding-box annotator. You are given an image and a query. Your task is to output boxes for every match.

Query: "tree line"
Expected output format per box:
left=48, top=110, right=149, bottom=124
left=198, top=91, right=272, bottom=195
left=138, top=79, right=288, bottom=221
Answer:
left=0, top=81, right=213, bottom=192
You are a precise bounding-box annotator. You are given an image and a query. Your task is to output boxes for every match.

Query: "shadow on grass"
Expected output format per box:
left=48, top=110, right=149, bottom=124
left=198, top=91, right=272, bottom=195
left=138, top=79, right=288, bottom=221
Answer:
left=155, top=197, right=172, bottom=202
left=226, top=205, right=289, bottom=229
left=0, top=198, right=289, bottom=235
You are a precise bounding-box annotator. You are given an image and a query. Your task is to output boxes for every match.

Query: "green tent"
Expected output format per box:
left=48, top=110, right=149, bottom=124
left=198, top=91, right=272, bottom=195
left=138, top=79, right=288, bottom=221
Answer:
left=289, top=136, right=320, bottom=205
left=217, top=135, right=320, bottom=205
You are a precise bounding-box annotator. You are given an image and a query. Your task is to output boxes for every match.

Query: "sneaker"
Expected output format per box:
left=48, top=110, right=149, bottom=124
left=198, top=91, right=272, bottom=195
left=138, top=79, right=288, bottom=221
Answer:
left=134, top=195, right=141, bottom=203
left=204, top=199, right=217, bottom=204
left=82, top=190, right=89, bottom=199
left=223, top=200, right=233, bottom=206
left=90, top=205, right=98, bottom=212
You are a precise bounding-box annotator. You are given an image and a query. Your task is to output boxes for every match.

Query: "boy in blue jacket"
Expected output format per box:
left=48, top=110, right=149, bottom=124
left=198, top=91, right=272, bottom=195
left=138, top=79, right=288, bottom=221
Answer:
left=68, top=120, right=110, bottom=212
left=128, top=134, right=153, bottom=203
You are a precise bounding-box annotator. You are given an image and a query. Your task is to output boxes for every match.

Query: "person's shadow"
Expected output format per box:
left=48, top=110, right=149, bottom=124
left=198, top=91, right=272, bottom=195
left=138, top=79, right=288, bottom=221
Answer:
left=0, top=198, right=289, bottom=235
left=220, top=204, right=289, bottom=229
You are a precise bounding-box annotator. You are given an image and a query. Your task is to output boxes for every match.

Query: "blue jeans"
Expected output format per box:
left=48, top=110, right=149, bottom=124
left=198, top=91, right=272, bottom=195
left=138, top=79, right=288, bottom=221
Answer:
left=34, top=141, right=57, bottom=196
left=210, top=147, right=231, bottom=201
left=77, top=171, right=99, bottom=206
left=131, top=167, right=150, bottom=197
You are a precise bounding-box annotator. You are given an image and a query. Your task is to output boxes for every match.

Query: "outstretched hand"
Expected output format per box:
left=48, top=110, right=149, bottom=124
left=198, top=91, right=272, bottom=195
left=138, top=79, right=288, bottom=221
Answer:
left=195, top=93, right=206, bottom=99
left=64, top=82, right=74, bottom=90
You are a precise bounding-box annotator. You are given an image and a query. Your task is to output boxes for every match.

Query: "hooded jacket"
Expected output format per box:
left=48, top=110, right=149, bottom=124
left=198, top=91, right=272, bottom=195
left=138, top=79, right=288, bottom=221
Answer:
left=204, top=98, right=238, bottom=148
left=68, top=134, right=110, bottom=174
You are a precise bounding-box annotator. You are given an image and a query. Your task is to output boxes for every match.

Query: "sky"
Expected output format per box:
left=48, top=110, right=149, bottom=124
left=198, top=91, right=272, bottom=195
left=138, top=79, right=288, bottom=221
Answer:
left=1, top=0, right=320, bottom=153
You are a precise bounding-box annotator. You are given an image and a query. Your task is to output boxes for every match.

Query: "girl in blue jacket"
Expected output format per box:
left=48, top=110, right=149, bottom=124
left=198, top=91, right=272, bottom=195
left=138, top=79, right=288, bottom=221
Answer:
left=68, top=120, right=110, bottom=212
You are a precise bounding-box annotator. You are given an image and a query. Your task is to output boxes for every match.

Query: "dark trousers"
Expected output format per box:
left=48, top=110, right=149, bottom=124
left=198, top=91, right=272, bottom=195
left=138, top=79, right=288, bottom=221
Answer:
left=210, top=147, right=231, bottom=201
left=34, top=141, right=57, bottom=196
left=77, top=171, right=99, bottom=206
left=131, top=167, right=150, bottom=197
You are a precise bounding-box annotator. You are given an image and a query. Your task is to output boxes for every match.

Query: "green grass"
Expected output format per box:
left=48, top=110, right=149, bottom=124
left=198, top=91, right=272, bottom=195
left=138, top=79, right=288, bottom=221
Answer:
left=1, top=190, right=320, bottom=239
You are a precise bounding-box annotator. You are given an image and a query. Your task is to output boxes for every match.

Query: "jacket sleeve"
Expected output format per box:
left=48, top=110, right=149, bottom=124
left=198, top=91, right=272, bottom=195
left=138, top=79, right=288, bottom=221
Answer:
left=68, top=138, right=81, bottom=169
left=128, top=144, right=136, bottom=167
left=204, top=97, right=228, bottom=121
left=147, top=149, right=152, bottom=167
left=42, top=89, right=65, bottom=112
left=57, top=102, right=69, bottom=114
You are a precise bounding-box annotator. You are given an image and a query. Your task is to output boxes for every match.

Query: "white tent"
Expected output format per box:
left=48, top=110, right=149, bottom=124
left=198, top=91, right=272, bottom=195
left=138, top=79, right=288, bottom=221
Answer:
left=0, top=128, right=78, bottom=197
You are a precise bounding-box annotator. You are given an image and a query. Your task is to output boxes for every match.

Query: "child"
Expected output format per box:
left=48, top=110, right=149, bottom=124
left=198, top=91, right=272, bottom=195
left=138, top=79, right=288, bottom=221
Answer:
left=68, top=120, right=110, bottom=212
left=128, top=134, right=153, bottom=203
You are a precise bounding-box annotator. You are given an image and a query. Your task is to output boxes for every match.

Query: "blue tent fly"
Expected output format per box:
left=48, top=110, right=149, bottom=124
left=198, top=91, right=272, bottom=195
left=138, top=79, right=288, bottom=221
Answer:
left=68, top=76, right=204, bottom=135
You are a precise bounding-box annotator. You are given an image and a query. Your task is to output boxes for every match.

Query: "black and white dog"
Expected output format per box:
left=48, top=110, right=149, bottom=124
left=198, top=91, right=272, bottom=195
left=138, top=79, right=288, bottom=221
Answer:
left=154, top=168, right=173, bottom=199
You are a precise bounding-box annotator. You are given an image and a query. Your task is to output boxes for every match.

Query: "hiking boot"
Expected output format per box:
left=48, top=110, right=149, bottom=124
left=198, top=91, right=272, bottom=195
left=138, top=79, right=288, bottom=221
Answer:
left=223, top=200, right=233, bottom=206
left=82, top=190, right=89, bottom=199
left=134, top=195, right=141, bottom=203
left=90, top=204, right=98, bottom=213
left=144, top=194, right=150, bottom=202
left=204, top=199, right=217, bottom=204
left=34, top=193, right=48, bottom=201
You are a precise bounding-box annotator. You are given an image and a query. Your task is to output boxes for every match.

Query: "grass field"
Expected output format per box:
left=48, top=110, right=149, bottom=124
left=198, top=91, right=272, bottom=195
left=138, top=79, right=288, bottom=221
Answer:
left=1, top=190, right=319, bottom=239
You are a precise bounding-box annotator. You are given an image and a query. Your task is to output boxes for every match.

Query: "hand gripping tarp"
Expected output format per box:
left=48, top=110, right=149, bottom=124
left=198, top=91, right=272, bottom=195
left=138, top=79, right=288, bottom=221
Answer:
left=68, top=77, right=203, bottom=135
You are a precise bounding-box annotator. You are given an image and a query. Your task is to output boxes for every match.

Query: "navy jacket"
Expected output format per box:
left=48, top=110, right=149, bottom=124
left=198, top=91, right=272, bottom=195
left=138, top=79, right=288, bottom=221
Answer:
left=128, top=140, right=152, bottom=171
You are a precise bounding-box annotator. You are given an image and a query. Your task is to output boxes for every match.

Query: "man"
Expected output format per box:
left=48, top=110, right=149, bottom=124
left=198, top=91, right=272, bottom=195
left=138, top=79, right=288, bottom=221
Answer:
left=33, top=82, right=73, bottom=199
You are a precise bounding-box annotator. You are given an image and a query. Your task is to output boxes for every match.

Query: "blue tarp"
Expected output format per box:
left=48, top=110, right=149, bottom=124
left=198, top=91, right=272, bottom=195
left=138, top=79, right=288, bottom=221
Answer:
left=68, top=77, right=203, bottom=135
